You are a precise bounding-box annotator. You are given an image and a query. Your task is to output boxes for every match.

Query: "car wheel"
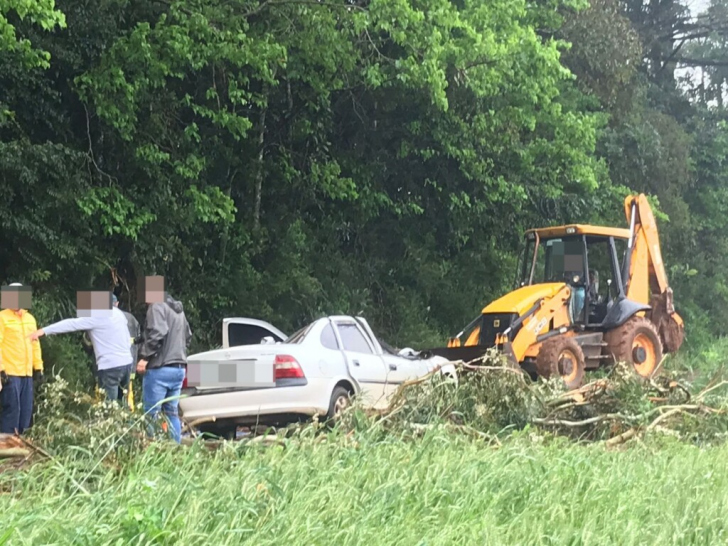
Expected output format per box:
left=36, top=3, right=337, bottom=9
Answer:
left=326, top=386, right=351, bottom=422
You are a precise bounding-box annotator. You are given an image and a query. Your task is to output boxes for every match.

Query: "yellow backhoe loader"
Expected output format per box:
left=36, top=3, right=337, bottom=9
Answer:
left=431, top=194, right=684, bottom=388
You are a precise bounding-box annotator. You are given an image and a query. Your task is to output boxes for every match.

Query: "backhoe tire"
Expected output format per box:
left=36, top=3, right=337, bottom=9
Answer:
left=535, top=336, right=586, bottom=390
left=604, top=317, right=663, bottom=378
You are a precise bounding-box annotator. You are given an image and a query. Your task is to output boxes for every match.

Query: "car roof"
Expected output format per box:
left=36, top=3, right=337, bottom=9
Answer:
left=327, top=315, right=358, bottom=322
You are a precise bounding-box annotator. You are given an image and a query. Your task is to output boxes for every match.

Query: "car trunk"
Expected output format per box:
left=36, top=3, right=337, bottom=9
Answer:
left=183, top=342, right=309, bottom=395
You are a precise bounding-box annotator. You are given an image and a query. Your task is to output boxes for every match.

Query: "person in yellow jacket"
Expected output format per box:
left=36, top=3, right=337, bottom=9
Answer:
left=0, top=283, right=43, bottom=435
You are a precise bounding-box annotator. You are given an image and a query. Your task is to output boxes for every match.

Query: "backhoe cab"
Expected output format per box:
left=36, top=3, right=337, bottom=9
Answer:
left=435, top=194, right=684, bottom=388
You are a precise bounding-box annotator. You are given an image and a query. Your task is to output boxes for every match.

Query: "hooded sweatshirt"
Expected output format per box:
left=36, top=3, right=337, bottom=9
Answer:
left=139, top=295, right=192, bottom=370
left=42, top=307, right=132, bottom=371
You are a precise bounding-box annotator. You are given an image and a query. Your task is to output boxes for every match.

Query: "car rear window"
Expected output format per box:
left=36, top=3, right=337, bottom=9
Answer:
left=320, top=323, right=340, bottom=350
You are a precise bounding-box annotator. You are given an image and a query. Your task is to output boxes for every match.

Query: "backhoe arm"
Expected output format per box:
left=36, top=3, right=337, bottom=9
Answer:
left=623, top=194, right=670, bottom=301
left=623, top=194, right=684, bottom=352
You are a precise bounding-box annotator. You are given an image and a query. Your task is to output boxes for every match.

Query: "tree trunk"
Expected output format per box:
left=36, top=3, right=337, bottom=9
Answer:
left=253, top=105, right=267, bottom=231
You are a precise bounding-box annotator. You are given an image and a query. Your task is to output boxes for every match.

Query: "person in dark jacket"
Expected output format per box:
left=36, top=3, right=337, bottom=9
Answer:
left=136, top=286, right=192, bottom=443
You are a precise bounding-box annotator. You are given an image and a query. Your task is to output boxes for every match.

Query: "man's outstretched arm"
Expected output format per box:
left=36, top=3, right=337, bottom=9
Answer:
left=29, top=316, right=100, bottom=340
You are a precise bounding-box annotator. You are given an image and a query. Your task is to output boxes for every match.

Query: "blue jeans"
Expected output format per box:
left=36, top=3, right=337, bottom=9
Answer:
left=97, top=365, right=131, bottom=405
left=572, top=287, right=585, bottom=322
left=143, top=366, right=185, bottom=443
left=1, top=376, right=33, bottom=434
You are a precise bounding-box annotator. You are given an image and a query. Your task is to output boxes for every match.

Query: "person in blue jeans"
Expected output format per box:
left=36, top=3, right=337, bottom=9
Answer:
left=136, top=281, right=192, bottom=443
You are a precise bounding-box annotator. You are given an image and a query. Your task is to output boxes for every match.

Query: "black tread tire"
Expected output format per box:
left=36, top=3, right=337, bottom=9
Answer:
left=326, top=386, right=351, bottom=422
left=535, top=336, right=586, bottom=390
left=603, top=317, right=663, bottom=378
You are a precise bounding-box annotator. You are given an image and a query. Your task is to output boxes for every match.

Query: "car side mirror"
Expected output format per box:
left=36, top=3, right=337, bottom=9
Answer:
left=260, top=336, right=276, bottom=345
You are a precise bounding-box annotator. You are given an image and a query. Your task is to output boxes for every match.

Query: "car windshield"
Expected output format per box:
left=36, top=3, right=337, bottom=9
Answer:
left=284, top=323, right=313, bottom=344
left=378, top=338, right=399, bottom=355
left=352, top=317, right=396, bottom=354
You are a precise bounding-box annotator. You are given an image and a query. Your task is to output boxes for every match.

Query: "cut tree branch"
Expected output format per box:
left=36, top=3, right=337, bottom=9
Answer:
left=672, top=57, right=728, bottom=67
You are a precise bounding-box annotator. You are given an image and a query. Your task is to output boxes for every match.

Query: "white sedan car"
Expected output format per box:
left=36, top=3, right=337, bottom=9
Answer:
left=178, top=315, right=456, bottom=436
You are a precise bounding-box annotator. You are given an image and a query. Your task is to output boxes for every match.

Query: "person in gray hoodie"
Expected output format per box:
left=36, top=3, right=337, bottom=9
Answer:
left=136, top=292, right=192, bottom=443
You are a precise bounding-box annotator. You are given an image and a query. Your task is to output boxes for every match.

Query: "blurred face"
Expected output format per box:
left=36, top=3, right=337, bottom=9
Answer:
left=140, top=275, right=166, bottom=304
left=76, top=291, right=112, bottom=317
left=1, top=286, right=32, bottom=311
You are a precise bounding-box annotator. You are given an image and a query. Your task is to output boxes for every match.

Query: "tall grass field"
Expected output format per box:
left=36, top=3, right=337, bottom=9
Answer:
left=2, top=339, right=728, bottom=545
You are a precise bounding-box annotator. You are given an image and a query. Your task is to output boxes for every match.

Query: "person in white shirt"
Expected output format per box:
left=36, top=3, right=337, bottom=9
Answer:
left=29, top=291, right=133, bottom=404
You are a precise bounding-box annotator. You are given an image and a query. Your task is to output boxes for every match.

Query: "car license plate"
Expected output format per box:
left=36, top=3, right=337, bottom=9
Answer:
left=186, top=359, right=275, bottom=388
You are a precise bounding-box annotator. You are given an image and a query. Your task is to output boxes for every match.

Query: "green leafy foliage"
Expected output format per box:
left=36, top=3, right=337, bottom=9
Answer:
left=2, top=0, right=728, bottom=363
left=0, top=0, right=65, bottom=68
left=0, top=0, right=611, bottom=357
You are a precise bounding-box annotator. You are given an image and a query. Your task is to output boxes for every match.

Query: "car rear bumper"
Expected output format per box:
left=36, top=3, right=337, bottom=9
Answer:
left=178, top=376, right=330, bottom=424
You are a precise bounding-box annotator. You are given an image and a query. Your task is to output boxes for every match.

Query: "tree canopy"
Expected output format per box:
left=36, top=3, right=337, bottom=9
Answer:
left=2, top=0, right=728, bottom=380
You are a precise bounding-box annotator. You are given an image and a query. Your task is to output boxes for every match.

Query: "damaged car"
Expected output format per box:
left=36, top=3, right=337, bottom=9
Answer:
left=178, top=315, right=456, bottom=437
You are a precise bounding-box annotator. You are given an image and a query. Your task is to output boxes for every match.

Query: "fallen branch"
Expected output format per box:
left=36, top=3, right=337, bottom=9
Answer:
left=697, top=380, right=728, bottom=402
left=381, top=357, right=527, bottom=417
left=641, top=404, right=705, bottom=419
left=459, top=363, right=525, bottom=375
left=532, top=413, right=626, bottom=428
left=605, top=428, right=638, bottom=447
left=181, top=416, right=217, bottom=435
left=546, top=379, right=611, bottom=407
left=0, top=448, right=31, bottom=458
left=647, top=407, right=688, bottom=431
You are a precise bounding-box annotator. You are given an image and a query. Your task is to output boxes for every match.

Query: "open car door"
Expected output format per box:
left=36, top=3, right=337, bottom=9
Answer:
left=222, top=318, right=287, bottom=348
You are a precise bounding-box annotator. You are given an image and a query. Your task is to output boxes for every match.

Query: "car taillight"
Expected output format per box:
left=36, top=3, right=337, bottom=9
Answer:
left=274, top=355, right=305, bottom=380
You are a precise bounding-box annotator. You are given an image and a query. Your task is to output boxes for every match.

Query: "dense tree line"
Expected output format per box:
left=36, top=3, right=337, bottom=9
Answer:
left=2, top=0, right=728, bottom=382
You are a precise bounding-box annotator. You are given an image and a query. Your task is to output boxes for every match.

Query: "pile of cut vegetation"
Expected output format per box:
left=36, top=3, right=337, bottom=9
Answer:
left=341, top=350, right=728, bottom=447
left=0, top=376, right=164, bottom=477
left=5, top=354, right=728, bottom=474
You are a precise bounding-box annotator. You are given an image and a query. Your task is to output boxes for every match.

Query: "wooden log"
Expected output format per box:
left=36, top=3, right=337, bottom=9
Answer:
left=605, top=428, right=638, bottom=447
left=0, top=447, right=31, bottom=458
left=0, top=433, right=24, bottom=451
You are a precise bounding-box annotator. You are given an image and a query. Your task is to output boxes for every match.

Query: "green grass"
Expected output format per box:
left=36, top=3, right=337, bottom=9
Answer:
left=2, top=431, right=728, bottom=545
left=3, top=338, right=728, bottom=545
left=669, top=337, right=728, bottom=379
